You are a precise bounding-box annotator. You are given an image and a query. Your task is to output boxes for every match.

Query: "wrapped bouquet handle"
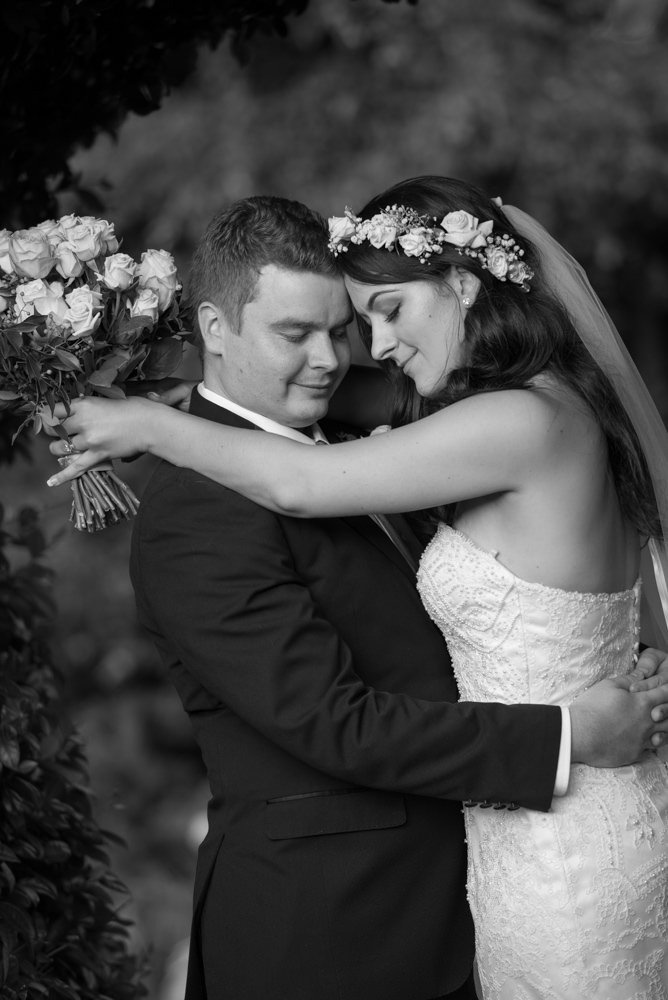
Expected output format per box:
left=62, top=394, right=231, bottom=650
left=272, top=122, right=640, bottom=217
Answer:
left=58, top=438, right=140, bottom=530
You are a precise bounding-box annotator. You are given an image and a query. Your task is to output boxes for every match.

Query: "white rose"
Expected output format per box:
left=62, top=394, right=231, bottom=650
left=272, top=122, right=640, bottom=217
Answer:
left=442, top=210, right=479, bottom=234
left=398, top=229, right=430, bottom=258
left=129, top=286, right=160, bottom=326
left=366, top=220, right=397, bottom=249
left=90, top=218, right=119, bottom=253
left=58, top=214, right=82, bottom=233
left=102, top=252, right=138, bottom=290
left=63, top=221, right=105, bottom=263
left=37, top=219, right=67, bottom=246
left=485, top=248, right=509, bottom=280
left=137, top=249, right=178, bottom=310
left=64, top=285, right=102, bottom=337
left=54, top=241, right=85, bottom=279
left=441, top=213, right=493, bottom=249
left=15, top=278, right=67, bottom=321
left=9, top=229, right=56, bottom=279
left=0, top=230, right=13, bottom=274
left=328, top=215, right=357, bottom=243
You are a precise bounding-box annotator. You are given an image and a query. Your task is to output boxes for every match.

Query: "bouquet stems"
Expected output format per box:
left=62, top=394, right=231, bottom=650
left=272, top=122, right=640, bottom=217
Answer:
left=68, top=465, right=140, bottom=532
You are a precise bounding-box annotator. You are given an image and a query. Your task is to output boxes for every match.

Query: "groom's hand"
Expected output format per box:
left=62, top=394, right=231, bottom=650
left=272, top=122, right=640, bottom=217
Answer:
left=570, top=675, right=668, bottom=767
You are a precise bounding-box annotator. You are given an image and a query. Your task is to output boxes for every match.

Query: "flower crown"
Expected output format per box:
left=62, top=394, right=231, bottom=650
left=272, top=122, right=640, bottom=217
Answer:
left=328, top=205, right=534, bottom=291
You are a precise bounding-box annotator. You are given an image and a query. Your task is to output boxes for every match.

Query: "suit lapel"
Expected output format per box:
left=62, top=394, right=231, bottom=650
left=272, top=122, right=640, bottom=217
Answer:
left=341, top=513, right=421, bottom=581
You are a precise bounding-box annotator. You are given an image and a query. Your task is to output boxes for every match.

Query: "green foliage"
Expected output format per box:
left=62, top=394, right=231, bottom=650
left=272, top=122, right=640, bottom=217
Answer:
left=0, top=504, right=147, bottom=999
left=0, top=0, right=314, bottom=226
left=0, top=0, right=415, bottom=228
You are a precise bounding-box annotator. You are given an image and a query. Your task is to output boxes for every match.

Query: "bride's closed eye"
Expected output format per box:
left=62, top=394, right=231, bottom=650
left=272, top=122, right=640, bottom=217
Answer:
left=385, top=305, right=400, bottom=323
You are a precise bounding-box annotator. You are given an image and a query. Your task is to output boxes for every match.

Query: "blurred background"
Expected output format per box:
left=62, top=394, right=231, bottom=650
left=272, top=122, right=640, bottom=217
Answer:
left=4, top=0, right=668, bottom=996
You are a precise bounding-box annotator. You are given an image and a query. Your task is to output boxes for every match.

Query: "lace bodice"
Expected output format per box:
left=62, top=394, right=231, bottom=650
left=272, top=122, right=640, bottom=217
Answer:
left=417, top=523, right=641, bottom=707
left=416, top=524, right=668, bottom=999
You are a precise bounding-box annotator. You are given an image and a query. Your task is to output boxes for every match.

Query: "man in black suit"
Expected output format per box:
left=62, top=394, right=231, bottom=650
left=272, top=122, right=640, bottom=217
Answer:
left=50, top=196, right=668, bottom=1000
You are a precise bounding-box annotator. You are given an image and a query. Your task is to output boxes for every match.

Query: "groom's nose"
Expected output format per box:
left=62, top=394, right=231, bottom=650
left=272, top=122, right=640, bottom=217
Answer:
left=307, top=332, right=342, bottom=371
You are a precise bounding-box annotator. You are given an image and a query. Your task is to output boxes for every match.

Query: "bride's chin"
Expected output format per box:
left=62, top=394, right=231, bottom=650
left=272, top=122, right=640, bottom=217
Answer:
left=414, top=375, right=446, bottom=399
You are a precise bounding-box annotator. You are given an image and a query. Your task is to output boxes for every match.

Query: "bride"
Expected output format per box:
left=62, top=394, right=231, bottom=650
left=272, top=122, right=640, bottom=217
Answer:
left=49, top=176, right=668, bottom=997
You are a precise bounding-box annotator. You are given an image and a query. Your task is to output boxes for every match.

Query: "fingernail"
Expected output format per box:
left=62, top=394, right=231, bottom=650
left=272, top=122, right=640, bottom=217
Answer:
left=46, top=477, right=58, bottom=487
left=147, top=392, right=161, bottom=401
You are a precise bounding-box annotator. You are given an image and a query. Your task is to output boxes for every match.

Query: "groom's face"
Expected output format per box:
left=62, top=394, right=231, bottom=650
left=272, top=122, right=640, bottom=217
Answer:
left=205, top=265, right=353, bottom=427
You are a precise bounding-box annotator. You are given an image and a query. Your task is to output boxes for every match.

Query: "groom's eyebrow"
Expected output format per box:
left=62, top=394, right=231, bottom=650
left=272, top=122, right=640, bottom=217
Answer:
left=270, top=314, right=354, bottom=333
left=269, top=319, right=317, bottom=333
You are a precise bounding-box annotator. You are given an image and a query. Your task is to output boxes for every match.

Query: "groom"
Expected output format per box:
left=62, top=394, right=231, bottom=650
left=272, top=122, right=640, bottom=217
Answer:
left=53, top=196, right=668, bottom=999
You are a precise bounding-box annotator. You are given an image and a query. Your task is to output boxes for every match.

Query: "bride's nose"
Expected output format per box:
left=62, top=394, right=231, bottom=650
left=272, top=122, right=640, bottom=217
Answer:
left=370, top=324, right=398, bottom=362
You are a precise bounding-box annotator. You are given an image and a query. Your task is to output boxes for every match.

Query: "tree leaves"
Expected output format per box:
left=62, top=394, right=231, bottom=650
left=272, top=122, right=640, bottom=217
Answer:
left=0, top=506, right=148, bottom=998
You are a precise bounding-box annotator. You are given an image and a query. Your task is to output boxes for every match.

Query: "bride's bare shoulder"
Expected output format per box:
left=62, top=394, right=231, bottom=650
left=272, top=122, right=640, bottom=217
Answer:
left=438, top=378, right=600, bottom=457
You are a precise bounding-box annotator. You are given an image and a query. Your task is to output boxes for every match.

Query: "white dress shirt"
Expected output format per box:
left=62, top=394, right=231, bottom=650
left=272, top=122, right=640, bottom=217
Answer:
left=197, top=381, right=571, bottom=797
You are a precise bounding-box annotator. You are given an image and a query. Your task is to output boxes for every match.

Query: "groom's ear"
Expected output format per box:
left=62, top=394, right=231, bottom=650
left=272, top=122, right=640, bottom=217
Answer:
left=198, top=301, right=234, bottom=358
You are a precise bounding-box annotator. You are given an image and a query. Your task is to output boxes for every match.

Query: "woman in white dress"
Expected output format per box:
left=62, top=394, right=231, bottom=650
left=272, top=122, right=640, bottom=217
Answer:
left=49, top=176, right=668, bottom=997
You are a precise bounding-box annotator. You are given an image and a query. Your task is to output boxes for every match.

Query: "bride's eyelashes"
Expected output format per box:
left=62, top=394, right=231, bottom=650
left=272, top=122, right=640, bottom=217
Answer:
left=385, top=305, right=400, bottom=323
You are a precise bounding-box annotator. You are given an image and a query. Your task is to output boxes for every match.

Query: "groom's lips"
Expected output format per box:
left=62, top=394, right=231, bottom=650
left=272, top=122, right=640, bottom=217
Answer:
left=294, top=380, right=336, bottom=392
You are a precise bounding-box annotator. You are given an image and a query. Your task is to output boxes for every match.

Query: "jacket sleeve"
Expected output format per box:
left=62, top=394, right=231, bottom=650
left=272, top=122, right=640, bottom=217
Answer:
left=132, top=471, right=561, bottom=811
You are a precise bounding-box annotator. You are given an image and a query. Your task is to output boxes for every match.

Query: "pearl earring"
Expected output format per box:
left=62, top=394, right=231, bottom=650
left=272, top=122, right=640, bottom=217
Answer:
left=462, top=296, right=471, bottom=307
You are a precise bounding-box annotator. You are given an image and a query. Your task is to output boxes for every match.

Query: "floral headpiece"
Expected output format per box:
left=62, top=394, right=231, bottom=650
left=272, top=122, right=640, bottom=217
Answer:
left=328, top=205, right=534, bottom=291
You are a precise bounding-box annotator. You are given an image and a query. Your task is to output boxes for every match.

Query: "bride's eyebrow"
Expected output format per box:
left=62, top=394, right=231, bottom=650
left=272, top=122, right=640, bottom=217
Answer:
left=366, top=290, right=395, bottom=310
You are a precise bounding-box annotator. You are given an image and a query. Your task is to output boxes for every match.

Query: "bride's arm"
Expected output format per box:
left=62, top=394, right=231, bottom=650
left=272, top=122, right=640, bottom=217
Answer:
left=47, top=389, right=560, bottom=516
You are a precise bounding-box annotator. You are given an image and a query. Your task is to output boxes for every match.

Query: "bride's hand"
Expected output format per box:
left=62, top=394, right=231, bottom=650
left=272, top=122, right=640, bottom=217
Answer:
left=137, top=379, right=195, bottom=412
left=46, top=395, right=158, bottom=486
left=626, top=646, right=668, bottom=692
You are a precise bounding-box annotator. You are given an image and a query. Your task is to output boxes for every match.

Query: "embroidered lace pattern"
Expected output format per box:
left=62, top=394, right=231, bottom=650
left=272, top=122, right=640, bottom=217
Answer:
left=417, top=524, right=668, bottom=999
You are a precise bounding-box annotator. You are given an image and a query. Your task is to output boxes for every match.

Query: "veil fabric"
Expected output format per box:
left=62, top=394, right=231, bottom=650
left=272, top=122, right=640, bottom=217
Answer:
left=502, top=204, right=668, bottom=649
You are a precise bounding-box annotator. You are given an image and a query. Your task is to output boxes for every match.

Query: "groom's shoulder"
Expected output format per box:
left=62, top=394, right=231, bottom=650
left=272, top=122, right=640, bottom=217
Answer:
left=136, top=454, right=279, bottom=527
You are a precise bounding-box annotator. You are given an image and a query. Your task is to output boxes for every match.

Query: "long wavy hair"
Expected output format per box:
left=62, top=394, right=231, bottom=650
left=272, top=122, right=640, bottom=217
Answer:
left=338, top=175, right=660, bottom=539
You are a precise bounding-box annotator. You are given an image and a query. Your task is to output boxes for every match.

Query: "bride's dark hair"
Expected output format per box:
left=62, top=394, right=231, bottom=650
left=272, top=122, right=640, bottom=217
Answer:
left=338, top=175, right=660, bottom=539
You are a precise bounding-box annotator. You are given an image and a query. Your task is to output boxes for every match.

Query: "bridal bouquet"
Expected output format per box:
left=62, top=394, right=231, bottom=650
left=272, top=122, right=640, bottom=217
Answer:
left=0, top=215, right=191, bottom=531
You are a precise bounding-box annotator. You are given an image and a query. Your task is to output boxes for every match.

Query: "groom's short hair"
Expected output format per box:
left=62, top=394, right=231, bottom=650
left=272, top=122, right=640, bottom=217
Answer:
left=186, top=196, right=340, bottom=340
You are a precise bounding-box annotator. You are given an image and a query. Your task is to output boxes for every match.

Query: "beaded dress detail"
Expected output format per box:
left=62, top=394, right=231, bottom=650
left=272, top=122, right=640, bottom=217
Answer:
left=417, top=524, right=668, bottom=999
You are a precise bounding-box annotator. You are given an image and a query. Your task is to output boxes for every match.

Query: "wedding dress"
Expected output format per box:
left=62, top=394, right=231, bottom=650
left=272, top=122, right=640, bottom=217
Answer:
left=417, top=523, right=668, bottom=1000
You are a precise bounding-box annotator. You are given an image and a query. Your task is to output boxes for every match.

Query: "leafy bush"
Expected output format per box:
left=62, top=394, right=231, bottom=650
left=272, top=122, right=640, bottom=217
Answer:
left=0, top=0, right=312, bottom=227
left=0, top=503, right=147, bottom=1000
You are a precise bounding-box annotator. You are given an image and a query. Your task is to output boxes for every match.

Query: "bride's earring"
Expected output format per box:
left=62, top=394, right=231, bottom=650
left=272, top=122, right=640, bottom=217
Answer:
left=462, top=296, right=471, bottom=308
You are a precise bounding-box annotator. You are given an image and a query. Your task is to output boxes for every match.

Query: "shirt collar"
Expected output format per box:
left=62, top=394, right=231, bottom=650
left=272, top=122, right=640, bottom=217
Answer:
left=197, top=382, right=326, bottom=445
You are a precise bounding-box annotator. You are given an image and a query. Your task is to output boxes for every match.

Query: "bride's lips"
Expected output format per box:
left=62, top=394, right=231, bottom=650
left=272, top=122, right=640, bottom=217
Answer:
left=396, top=353, right=416, bottom=375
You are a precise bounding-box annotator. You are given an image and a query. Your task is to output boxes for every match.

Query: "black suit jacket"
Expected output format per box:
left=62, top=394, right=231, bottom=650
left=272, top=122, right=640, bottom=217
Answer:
left=129, top=388, right=561, bottom=1000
